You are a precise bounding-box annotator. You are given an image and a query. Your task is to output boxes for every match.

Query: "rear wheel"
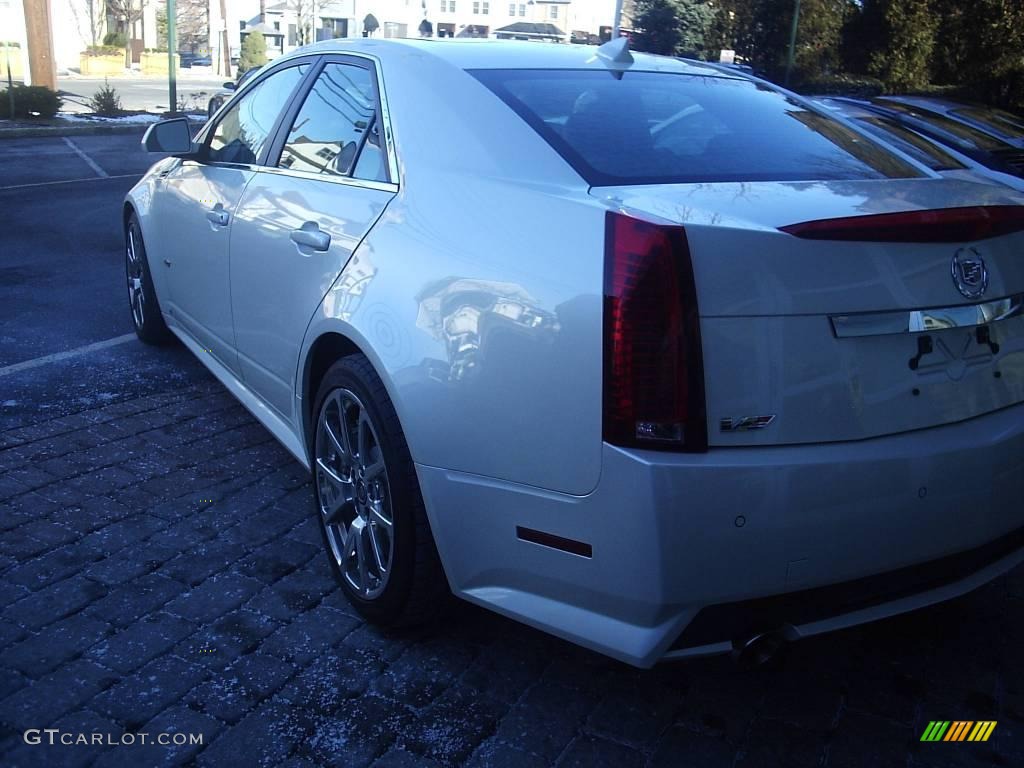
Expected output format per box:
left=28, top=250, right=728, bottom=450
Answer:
left=312, top=354, right=447, bottom=625
left=125, top=214, right=173, bottom=345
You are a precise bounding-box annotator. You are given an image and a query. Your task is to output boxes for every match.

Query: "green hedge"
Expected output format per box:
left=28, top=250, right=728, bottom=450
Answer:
left=85, top=45, right=124, bottom=56
left=796, top=74, right=885, bottom=98
left=0, top=85, right=63, bottom=119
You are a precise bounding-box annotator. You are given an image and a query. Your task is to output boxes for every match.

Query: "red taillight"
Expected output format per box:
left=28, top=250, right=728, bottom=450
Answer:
left=603, top=211, right=707, bottom=452
left=779, top=205, right=1024, bottom=243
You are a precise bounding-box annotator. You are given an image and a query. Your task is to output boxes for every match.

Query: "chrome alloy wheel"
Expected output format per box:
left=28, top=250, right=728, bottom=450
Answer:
left=315, top=387, right=394, bottom=599
left=126, top=227, right=145, bottom=329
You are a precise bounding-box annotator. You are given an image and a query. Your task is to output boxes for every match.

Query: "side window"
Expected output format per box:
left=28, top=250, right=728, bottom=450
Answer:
left=277, top=62, right=389, bottom=183
left=353, top=117, right=386, bottom=182
left=207, top=64, right=308, bottom=165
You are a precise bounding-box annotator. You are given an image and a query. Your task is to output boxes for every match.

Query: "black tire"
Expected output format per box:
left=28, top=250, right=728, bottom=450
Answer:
left=312, top=354, right=448, bottom=625
left=125, top=213, right=173, bottom=345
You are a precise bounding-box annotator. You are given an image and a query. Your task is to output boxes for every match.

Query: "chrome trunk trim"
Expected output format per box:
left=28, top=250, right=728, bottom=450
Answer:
left=831, top=294, right=1023, bottom=338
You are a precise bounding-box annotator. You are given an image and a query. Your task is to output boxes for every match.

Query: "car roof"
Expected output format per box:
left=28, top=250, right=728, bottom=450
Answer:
left=290, top=37, right=735, bottom=77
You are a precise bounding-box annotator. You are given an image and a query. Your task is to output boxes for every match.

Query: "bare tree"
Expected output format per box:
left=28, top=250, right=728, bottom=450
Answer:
left=290, top=0, right=315, bottom=45
left=174, top=0, right=208, bottom=53
left=68, top=0, right=107, bottom=48
left=106, top=0, right=148, bottom=44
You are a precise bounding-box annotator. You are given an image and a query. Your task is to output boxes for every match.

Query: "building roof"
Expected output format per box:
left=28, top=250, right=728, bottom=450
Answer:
left=243, top=22, right=285, bottom=39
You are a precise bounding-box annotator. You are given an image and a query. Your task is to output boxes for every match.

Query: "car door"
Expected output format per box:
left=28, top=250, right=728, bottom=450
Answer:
left=156, top=61, right=311, bottom=372
left=229, top=56, right=398, bottom=420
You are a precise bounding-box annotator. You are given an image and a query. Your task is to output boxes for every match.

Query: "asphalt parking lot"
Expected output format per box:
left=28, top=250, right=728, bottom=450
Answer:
left=1, top=131, right=1023, bottom=768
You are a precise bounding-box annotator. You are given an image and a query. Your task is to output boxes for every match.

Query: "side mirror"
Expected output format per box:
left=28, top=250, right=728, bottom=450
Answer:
left=222, top=81, right=236, bottom=90
left=142, top=118, right=193, bottom=154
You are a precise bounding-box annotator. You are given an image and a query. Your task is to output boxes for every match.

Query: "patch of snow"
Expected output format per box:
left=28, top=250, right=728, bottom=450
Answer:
left=58, top=112, right=164, bottom=124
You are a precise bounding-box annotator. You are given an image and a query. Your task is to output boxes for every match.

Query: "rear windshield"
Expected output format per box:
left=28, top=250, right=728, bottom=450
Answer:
left=470, top=70, right=922, bottom=186
left=858, top=117, right=966, bottom=171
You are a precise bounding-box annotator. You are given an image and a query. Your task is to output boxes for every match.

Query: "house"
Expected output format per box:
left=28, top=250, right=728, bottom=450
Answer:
left=219, top=0, right=614, bottom=69
left=3, top=0, right=617, bottom=85
left=435, top=0, right=580, bottom=42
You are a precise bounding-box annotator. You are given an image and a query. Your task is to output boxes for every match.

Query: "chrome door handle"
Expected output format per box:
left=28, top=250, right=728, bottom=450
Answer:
left=206, top=208, right=229, bottom=226
left=290, top=223, right=331, bottom=252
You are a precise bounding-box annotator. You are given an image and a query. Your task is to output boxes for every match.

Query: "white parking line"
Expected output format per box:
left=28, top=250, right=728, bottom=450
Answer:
left=0, top=173, right=137, bottom=191
left=62, top=136, right=109, bottom=178
left=0, top=334, right=137, bottom=378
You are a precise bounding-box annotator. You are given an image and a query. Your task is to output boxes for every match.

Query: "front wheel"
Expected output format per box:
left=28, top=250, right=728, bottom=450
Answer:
left=125, top=214, right=173, bottom=345
left=312, top=354, right=448, bottom=625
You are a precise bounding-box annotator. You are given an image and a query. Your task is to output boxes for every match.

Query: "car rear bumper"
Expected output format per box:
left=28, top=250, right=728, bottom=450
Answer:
left=416, top=402, right=1024, bottom=668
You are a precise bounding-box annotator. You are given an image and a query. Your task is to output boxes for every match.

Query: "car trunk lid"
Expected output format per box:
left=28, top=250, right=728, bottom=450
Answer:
left=593, top=178, right=1024, bottom=446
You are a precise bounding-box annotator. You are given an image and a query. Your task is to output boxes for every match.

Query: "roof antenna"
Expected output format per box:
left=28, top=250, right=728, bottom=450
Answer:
left=589, top=36, right=633, bottom=78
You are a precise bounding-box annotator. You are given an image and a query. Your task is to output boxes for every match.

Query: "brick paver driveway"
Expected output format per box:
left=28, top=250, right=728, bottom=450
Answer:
left=1, top=374, right=1022, bottom=767
left=4, top=129, right=1018, bottom=767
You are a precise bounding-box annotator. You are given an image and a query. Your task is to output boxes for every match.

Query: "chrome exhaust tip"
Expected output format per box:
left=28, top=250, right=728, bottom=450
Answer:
left=731, top=625, right=797, bottom=669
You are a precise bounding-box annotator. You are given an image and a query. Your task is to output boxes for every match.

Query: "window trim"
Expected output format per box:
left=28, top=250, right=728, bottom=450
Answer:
left=260, top=53, right=398, bottom=190
left=192, top=51, right=399, bottom=190
left=193, top=55, right=319, bottom=170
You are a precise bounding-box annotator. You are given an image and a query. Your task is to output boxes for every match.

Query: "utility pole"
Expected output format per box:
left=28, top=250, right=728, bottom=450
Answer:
left=612, top=0, right=623, bottom=38
left=219, top=0, right=231, bottom=79
left=22, top=0, right=57, bottom=90
left=784, top=0, right=801, bottom=87
left=5, top=45, right=14, bottom=119
left=167, top=0, right=177, bottom=113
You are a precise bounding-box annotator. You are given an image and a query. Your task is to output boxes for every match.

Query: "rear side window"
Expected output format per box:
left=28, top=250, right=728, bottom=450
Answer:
left=471, top=70, right=922, bottom=185
left=276, top=62, right=388, bottom=183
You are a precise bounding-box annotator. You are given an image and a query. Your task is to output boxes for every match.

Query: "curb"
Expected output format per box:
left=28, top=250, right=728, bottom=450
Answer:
left=0, top=116, right=205, bottom=140
left=0, top=124, right=149, bottom=139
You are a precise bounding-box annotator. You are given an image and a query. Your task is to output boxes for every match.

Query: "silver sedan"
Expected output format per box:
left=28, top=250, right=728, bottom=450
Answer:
left=127, top=38, right=1024, bottom=667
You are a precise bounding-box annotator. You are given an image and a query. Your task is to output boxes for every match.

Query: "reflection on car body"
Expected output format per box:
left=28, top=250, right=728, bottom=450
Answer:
left=416, top=278, right=560, bottom=382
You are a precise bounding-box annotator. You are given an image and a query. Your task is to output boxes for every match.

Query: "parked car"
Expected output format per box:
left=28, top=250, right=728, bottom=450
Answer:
left=810, top=97, right=1024, bottom=192
left=207, top=65, right=261, bottom=118
left=180, top=53, right=213, bottom=69
left=129, top=39, right=1024, bottom=668
left=835, top=96, right=1024, bottom=179
left=570, top=30, right=599, bottom=45
left=873, top=96, right=1024, bottom=148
